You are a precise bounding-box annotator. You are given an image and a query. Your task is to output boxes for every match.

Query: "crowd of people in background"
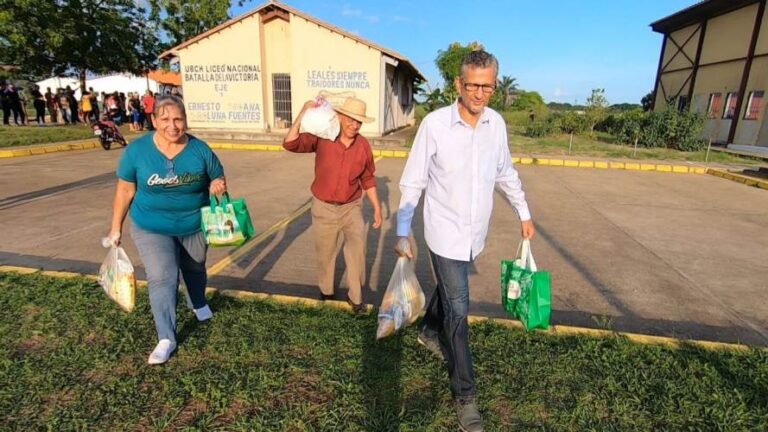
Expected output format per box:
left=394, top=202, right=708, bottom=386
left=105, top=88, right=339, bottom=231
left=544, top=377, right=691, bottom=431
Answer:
left=0, top=80, right=181, bottom=129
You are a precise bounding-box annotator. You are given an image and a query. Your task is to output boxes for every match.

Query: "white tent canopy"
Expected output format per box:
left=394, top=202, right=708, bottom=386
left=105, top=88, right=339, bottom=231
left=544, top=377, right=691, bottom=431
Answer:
left=36, top=73, right=159, bottom=99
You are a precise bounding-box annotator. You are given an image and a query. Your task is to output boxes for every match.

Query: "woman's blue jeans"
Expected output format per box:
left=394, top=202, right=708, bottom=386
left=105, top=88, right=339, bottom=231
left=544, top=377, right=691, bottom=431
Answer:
left=131, top=225, right=209, bottom=344
left=420, top=249, right=476, bottom=398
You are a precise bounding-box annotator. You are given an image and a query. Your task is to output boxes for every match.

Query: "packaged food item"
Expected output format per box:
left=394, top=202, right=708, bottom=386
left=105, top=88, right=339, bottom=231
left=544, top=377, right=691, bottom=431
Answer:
left=376, top=254, right=425, bottom=339
left=98, top=241, right=136, bottom=312
left=299, top=96, right=340, bottom=140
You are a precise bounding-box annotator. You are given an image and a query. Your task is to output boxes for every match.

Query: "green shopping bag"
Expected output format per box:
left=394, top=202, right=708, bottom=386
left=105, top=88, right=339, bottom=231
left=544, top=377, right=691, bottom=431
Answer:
left=500, top=239, right=551, bottom=330
left=201, top=193, right=255, bottom=247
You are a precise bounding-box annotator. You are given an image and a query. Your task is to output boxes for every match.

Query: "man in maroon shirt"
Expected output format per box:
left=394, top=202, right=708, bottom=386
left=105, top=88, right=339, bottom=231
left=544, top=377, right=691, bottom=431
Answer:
left=283, top=97, right=382, bottom=313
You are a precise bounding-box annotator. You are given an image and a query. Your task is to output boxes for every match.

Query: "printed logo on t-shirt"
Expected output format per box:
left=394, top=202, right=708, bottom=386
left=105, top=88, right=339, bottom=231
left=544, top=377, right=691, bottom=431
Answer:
left=147, top=172, right=205, bottom=188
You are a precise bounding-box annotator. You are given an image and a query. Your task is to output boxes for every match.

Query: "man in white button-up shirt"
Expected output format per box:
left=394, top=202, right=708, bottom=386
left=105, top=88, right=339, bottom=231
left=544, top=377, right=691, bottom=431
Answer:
left=395, top=50, right=535, bottom=432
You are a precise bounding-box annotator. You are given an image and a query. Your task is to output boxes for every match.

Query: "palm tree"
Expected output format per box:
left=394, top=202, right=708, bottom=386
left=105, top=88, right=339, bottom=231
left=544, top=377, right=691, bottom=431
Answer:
left=497, top=75, right=519, bottom=108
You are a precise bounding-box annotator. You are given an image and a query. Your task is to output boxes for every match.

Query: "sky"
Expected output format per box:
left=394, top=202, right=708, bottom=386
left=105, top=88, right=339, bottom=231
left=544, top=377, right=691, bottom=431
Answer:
left=230, top=0, right=699, bottom=105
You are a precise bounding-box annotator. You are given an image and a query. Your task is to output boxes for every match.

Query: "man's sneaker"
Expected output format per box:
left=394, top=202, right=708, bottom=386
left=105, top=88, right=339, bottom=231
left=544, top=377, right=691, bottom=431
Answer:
left=194, top=305, right=213, bottom=322
left=346, top=297, right=367, bottom=315
left=320, top=292, right=335, bottom=302
left=417, top=330, right=445, bottom=361
left=456, top=397, right=484, bottom=432
left=147, top=339, right=177, bottom=365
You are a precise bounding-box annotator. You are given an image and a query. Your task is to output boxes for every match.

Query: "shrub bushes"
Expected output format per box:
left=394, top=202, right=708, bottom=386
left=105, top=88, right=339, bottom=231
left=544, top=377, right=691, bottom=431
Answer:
left=522, top=104, right=706, bottom=152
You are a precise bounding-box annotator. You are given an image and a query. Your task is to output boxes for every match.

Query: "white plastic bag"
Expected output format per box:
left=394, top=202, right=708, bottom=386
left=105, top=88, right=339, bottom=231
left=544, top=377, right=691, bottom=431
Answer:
left=98, top=241, right=136, bottom=312
left=507, top=239, right=538, bottom=301
left=299, top=97, right=340, bottom=140
left=376, top=255, right=425, bottom=339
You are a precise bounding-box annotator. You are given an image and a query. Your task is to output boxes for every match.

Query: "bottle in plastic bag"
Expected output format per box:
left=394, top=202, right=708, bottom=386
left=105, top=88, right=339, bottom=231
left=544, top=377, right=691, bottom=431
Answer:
left=98, top=238, right=136, bottom=312
left=299, top=97, right=340, bottom=140
left=376, top=252, right=425, bottom=339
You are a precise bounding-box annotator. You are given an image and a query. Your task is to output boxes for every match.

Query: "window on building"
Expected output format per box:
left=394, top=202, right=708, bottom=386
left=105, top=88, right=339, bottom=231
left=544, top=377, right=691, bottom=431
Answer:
left=744, top=90, right=764, bottom=120
left=707, top=93, right=722, bottom=119
left=677, top=95, right=689, bottom=111
left=272, top=74, right=292, bottom=128
left=723, top=92, right=739, bottom=119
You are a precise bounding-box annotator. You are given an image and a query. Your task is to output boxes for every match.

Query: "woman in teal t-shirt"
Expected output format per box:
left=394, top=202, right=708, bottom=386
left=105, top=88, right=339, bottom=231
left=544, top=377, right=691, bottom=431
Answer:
left=108, top=95, right=227, bottom=365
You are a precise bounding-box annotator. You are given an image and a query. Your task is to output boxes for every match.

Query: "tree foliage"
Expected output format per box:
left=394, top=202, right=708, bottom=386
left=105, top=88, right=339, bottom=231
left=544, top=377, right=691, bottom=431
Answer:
left=0, top=0, right=159, bottom=90
left=585, top=88, right=608, bottom=133
left=497, top=75, right=518, bottom=108
left=641, top=91, right=654, bottom=112
left=510, top=91, right=545, bottom=111
left=148, top=0, right=247, bottom=50
left=434, top=41, right=484, bottom=84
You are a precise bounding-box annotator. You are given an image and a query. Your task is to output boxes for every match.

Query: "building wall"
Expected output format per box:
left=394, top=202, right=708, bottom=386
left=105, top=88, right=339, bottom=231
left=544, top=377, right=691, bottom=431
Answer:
left=655, top=24, right=700, bottom=109
left=692, top=60, right=744, bottom=142
left=654, top=2, right=768, bottom=146
left=662, top=24, right=700, bottom=71
left=381, top=63, right=416, bottom=134
left=699, top=4, right=757, bottom=64
left=263, top=17, right=293, bottom=128
left=287, top=15, right=382, bottom=136
left=178, top=16, right=265, bottom=130
left=738, top=56, right=768, bottom=144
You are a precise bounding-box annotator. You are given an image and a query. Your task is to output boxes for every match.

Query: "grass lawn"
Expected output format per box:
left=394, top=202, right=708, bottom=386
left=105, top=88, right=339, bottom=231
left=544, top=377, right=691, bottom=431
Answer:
left=0, top=124, right=137, bottom=148
left=509, top=133, right=761, bottom=165
left=2, top=272, right=767, bottom=431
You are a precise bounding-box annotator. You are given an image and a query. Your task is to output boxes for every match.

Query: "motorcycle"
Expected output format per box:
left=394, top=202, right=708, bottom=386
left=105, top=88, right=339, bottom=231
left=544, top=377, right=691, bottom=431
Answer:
left=92, top=119, right=127, bottom=150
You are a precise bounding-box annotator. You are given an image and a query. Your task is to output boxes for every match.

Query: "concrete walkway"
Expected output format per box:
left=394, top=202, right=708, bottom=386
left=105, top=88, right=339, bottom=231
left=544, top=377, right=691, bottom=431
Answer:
left=1, top=148, right=767, bottom=346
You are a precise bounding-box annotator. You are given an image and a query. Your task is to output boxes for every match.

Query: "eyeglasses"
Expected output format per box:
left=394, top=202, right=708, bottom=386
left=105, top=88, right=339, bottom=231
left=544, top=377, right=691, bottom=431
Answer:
left=462, top=81, right=496, bottom=94
left=165, top=159, right=175, bottom=177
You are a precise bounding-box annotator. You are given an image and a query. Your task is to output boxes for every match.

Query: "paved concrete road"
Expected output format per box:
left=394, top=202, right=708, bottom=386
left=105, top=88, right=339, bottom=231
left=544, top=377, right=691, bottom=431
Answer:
left=1, top=146, right=766, bottom=345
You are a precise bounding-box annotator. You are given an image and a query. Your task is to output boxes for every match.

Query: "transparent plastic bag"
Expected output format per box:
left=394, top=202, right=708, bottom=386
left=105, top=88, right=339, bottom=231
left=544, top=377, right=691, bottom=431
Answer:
left=299, top=97, right=340, bottom=140
left=98, top=241, right=136, bottom=312
left=376, top=256, right=425, bottom=339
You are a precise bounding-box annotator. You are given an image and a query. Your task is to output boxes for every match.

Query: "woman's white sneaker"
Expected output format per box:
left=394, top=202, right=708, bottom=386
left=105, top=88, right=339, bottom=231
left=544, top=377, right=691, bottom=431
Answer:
left=147, top=339, right=176, bottom=365
left=194, top=305, right=213, bottom=322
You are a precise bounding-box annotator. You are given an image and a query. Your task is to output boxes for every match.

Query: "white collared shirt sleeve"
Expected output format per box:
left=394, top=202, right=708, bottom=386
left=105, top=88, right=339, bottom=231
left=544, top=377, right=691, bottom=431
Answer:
left=397, top=118, right=433, bottom=237
left=496, top=130, right=531, bottom=221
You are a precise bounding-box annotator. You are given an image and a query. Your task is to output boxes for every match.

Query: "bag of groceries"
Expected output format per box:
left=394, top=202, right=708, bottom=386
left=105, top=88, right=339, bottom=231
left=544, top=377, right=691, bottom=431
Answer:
left=201, top=193, right=255, bottom=247
left=377, top=242, right=425, bottom=339
left=98, top=240, right=136, bottom=312
left=299, top=96, right=340, bottom=140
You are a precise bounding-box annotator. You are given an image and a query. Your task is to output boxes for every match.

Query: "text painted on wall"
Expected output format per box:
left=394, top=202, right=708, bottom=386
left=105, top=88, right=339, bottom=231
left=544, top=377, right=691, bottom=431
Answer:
left=306, top=69, right=370, bottom=89
left=183, top=64, right=261, bottom=83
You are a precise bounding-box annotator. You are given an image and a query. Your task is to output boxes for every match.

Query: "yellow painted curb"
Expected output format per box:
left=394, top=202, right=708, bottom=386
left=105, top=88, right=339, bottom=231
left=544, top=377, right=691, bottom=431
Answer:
left=672, top=165, right=689, bottom=173
left=707, top=168, right=768, bottom=190
left=594, top=161, right=609, bottom=169
left=12, top=149, right=31, bottom=157
left=393, top=150, right=409, bottom=158
left=625, top=163, right=640, bottom=170
left=548, top=159, right=565, bottom=167
left=512, top=157, right=520, bottom=163
left=656, top=165, right=672, bottom=173
left=0, top=150, right=14, bottom=158
left=1, top=265, right=757, bottom=352
left=563, top=160, right=579, bottom=167
left=609, top=161, right=625, bottom=169
left=578, top=161, right=594, bottom=168
left=519, top=157, right=534, bottom=165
